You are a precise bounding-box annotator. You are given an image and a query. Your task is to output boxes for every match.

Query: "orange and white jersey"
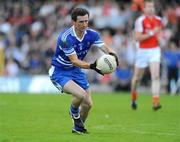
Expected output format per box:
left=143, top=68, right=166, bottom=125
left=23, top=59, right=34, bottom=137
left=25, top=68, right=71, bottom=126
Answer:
left=135, top=15, right=162, bottom=49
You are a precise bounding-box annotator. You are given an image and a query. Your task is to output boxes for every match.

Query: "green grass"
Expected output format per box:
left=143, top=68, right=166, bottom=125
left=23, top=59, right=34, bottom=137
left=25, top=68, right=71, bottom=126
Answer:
left=0, top=92, right=179, bottom=142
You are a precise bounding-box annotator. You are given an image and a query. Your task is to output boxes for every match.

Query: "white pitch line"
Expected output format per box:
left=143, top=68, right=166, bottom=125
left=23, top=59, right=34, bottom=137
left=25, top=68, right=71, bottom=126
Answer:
left=130, top=130, right=176, bottom=136
left=93, top=125, right=176, bottom=136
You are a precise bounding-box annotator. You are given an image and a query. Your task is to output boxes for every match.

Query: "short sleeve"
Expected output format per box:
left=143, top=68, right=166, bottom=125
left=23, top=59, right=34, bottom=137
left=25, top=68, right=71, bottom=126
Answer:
left=135, top=17, right=143, bottom=33
left=59, top=37, right=76, bottom=56
left=156, top=16, right=163, bottom=28
left=92, top=32, right=104, bottom=47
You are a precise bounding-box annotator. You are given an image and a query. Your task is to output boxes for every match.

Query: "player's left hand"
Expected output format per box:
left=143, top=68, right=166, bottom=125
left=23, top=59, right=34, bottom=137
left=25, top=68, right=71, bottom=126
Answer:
left=90, top=61, right=104, bottom=76
left=109, top=52, right=119, bottom=66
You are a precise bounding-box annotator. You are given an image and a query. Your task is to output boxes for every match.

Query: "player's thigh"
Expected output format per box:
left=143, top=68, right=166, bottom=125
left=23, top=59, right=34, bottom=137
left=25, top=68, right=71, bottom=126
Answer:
left=133, top=66, right=145, bottom=80
left=49, top=66, right=72, bottom=93
left=135, top=49, right=149, bottom=68
left=149, top=62, right=160, bottom=80
left=149, top=48, right=161, bottom=79
left=63, top=80, right=87, bottom=99
left=49, top=66, right=85, bottom=96
left=72, top=68, right=90, bottom=90
left=149, top=48, right=161, bottom=63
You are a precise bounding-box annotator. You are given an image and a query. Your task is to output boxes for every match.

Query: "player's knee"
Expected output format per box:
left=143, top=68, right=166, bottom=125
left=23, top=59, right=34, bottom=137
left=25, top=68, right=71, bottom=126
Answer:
left=152, top=75, right=159, bottom=81
left=133, top=76, right=140, bottom=83
left=87, top=101, right=93, bottom=109
left=81, top=94, right=86, bottom=101
left=82, top=101, right=93, bottom=110
left=82, top=99, right=93, bottom=109
left=85, top=97, right=93, bottom=108
left=76, top=93, right=85, bottom=101
left=79, top=91, right=90, bottom=101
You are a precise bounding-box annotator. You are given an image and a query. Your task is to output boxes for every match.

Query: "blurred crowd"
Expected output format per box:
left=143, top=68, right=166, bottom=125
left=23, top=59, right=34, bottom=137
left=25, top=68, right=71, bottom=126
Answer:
left=0, top=0, right=180, bottom=93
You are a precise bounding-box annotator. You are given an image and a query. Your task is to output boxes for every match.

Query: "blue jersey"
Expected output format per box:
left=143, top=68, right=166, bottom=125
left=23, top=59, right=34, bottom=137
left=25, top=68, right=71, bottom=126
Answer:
left=51, top=26, right=104, bottom=69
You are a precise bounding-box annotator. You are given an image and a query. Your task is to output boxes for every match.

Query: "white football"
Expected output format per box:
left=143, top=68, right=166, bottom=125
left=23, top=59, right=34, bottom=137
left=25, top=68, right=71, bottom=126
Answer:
left=96, top=54, right=117, bottom=74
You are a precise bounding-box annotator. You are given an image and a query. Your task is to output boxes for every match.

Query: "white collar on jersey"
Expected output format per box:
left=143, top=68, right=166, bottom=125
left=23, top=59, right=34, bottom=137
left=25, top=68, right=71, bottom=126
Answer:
left=72, top=26, right=87, bottom=42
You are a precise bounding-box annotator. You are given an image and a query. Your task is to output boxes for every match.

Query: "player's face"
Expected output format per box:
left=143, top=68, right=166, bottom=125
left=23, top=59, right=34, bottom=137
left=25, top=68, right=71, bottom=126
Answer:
left=73, top=14, right=89, bottom=33
left=144, top=2, right=155, bottom=16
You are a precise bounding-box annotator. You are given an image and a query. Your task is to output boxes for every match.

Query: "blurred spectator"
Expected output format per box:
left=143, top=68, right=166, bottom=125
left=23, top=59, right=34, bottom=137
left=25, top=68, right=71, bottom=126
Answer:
left=0, top=0, right=179, bottom=91
left=112, top=60, right=133, bottom=91
left=5, top=57, right=19, bottom=77
left=0, top=17, right=12, bottom=35
left=163, top=42, right=180, bottom=94
left=28, top=49, right=43, bottom=75
left=131, top=0, right=144, bottom=11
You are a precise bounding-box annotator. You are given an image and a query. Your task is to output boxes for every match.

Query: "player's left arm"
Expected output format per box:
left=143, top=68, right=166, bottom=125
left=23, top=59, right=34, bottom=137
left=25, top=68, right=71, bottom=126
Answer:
left=100, top=44, right=119, bottom=66
left=92, top=32, right=119, bottom=66
left=100, top=43, right=115, bottom=54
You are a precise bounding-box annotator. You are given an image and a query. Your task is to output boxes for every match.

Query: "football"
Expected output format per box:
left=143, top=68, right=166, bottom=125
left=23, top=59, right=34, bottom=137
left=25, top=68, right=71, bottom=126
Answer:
left=96, top=54, right=117, bottom=74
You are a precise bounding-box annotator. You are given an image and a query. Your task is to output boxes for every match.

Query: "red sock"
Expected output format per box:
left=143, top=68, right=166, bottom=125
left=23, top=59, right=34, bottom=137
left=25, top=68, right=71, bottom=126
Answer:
left=153, top=96, right=159, bottom=106
left=131, top=90, right=137, bottom=101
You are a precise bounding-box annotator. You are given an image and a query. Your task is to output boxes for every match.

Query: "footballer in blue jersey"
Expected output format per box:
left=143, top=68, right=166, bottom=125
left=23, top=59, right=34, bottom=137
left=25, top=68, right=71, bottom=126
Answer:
left=49, top=8, right=118, bottom=134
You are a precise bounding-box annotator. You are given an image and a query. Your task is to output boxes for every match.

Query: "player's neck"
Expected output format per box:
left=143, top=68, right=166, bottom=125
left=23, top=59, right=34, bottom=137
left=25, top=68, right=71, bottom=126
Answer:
left=74, top=29, right=84, bottom=39
left=145, top=13, right=154, bottom=19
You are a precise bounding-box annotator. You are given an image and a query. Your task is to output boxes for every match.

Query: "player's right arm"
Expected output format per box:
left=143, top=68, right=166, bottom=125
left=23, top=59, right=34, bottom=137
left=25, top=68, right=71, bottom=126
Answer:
left=60, top=37, right=91, bottom=69
left=135, top=31, right=152, bottom=41
left=68, top=54, right=90, bottom=69
left=68, top=53, right=103, bottom=75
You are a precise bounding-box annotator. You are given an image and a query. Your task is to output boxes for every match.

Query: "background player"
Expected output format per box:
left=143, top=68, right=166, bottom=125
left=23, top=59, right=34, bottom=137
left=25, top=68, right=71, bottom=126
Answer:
left=130, top=0, right=162, bottom=111
left=49, top=8, right=118, bottom=134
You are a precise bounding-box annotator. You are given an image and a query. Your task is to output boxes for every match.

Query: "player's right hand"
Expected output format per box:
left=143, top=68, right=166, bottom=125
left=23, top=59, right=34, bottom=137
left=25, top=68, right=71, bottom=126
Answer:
left=147, top=27, right=161, bottom=36
left=90, top=61, right=104, bottom=76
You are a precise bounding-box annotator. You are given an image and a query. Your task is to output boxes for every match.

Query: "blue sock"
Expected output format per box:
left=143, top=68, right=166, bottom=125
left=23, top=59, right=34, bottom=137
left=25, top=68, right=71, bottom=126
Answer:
left=70, top=105, right=80, bottom=115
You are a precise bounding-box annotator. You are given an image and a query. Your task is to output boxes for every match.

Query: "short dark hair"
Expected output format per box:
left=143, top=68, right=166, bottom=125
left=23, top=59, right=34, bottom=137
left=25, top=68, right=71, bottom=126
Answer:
left=71, top=8, right=89, bottom=21
left=144, top=0, right=154, bottom=4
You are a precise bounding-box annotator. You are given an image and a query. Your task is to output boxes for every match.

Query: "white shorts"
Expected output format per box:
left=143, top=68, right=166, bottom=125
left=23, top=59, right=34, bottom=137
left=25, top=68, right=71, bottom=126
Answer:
left=135, top=47, right=161, bottom=68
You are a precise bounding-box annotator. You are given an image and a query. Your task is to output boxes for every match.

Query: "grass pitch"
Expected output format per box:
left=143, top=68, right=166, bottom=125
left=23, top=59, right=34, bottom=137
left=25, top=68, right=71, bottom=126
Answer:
left=0, top=92, right=179, bottom=142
